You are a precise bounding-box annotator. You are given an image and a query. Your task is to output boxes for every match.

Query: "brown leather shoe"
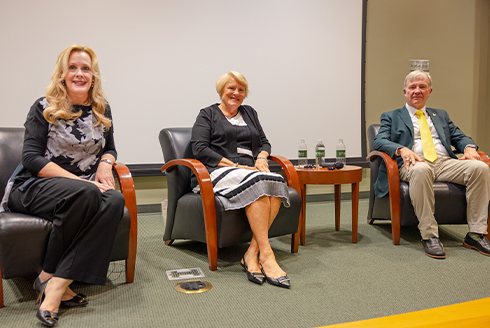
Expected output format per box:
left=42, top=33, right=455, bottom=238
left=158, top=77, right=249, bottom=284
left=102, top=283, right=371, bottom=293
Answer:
left=422, top=237, right=446, bottom=259
left=463, top=233, right=490, bottom=256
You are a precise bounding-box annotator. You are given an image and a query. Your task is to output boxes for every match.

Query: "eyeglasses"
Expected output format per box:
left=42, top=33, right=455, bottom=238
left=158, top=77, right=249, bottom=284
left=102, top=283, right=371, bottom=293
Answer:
left=304, top=164, right=316, bottom=169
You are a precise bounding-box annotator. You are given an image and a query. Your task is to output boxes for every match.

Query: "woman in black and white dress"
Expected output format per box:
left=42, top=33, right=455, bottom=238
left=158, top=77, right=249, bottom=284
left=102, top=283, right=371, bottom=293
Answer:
left=5, top=45, right=125, bottom=326
left=191, top=71, right=291, bottom=288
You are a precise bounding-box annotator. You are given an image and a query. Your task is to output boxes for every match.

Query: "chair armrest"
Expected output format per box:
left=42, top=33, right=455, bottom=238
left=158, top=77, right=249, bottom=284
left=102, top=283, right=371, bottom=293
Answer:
left=478, top=150, right=490, bottom=167
left=366, top=151, right=401, bottom=245
left=269, top=155, right=301, bottom=252
left=269, top=155, right=301, bottom=195
left=162, top=159, right=213, bottom=190
left=112, top=162, right=138, bottom=283
left=366, top=151, right=401, bottom=194
left=161, top=159, right=218, bottom=270
left=113, top=162, right=137, bottom=229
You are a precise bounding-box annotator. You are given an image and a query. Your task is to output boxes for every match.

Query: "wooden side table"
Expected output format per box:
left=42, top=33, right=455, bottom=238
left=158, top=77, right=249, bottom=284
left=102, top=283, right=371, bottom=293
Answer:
left=295, top=165, right=363, bottom=245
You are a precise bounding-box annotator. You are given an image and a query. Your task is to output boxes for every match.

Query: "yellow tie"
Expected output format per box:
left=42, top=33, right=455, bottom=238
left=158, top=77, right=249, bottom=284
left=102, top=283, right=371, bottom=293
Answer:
left=415, top=110, right=437, bottom=162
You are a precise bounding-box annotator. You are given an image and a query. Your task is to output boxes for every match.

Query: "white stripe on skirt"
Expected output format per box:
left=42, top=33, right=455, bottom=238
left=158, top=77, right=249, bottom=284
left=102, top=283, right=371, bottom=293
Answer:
left=193, top=167, right=290, bottom=211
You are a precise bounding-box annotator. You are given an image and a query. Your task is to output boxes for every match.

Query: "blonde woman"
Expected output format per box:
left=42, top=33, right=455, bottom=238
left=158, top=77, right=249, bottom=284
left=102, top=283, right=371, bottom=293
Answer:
left=5, top=45, right=124, bottom=326
left=191, top=71, right=291, bottom=289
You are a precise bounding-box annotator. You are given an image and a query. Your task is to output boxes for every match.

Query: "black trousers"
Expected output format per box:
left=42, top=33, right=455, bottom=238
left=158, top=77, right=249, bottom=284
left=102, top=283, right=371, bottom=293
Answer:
left=9, top=177, right=125, bottom=285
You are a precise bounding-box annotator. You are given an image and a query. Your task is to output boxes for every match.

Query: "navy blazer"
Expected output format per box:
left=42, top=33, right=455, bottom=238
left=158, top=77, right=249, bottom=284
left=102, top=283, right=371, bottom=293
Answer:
left=372, top=106, right=476, bottom=198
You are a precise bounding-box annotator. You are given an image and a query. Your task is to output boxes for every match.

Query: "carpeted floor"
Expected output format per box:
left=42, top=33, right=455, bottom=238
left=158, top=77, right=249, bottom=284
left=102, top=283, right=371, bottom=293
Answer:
left=1, top=199, right=490, bottom=328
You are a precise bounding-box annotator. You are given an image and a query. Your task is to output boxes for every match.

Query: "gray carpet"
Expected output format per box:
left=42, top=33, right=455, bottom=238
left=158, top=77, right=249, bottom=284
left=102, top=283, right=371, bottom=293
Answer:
left=2, top=199, right=490, bottom=328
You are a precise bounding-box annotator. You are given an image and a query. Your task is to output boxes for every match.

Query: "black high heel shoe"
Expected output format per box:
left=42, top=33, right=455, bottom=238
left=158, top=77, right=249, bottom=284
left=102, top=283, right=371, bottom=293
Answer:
left=33, top=276, right=43, bottom=304
left=260, top=264, right=291, bottom=288
left=36, top=278, right=59, bottom=327
left=241, top=257, right=265, bottom=285
left=34, top=276, right=88, bottom=308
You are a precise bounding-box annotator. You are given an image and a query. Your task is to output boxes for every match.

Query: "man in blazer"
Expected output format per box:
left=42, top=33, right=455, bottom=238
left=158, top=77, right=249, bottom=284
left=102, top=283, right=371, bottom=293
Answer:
left=373, top=70, right=490, bottom=259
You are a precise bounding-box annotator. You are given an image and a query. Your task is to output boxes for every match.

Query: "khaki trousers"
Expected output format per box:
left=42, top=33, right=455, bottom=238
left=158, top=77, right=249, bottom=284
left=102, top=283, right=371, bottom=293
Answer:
left=399, top=157, right=490, bottom=239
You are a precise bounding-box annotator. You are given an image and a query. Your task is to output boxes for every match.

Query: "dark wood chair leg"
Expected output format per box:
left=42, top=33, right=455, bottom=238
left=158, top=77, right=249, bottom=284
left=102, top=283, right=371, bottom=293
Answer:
left=334, top=184, right=341, bottom=231
left=125, top=210, right=137, bottom=284
left=207, top=244, right=218, bottom=271
left=291, top=232, right=299, bottom=253
left=487, top=215, right=490, bottom=237
left=367, top=150, right=402, bottom=245
left=125, top=258, right=135, bottom=284
left=125, top=203, right=137, bottom=284
left=113, top=162, right=138, bottom=284
left=269, top=154, right=302, bottom=251
left=390, top=196, right=401, bottom=245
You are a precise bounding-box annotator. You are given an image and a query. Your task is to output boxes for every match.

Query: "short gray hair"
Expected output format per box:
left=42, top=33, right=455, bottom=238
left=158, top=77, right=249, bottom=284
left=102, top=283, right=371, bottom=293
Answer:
left=215, top=71, right=249, bottom=98
left=404, top=70, right=432, bottom=88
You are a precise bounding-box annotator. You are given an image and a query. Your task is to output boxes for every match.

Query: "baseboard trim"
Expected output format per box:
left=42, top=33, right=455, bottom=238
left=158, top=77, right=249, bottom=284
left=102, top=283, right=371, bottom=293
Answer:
left=136, top=192, right=370, bottom=214
left=137, top=203, right=163, bottom=214
left=306, top=191, right=370, bottom=203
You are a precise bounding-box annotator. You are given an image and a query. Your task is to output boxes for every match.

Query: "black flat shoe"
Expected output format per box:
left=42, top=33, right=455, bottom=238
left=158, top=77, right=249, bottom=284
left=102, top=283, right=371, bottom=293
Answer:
left=34, top=276, right=89, bottom=308
left=60, top=293, right=88, bottom=308
left=260, top=264, right=291, bottom=288
left=37, top=309, right=59, bottom=327
left=241, top=257, right=265, bottom=285
left=36, top=278, right=59, bottom=327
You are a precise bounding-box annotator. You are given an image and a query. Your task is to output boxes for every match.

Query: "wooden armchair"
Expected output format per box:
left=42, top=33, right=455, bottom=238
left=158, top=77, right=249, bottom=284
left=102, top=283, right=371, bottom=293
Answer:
left=159, top=127, right=301, bottom=271
left=0, top=127, right=137, bottom=308
left=366, top=124, right=490, bottom=245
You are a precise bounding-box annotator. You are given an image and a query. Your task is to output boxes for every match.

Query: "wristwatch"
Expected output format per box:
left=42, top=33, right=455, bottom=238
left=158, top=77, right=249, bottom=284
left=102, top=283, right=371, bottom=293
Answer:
left=100, top=158, right=113, bottom=166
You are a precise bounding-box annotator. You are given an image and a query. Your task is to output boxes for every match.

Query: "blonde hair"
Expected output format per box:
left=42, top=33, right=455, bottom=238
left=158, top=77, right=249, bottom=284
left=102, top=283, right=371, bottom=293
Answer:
left=44, top=45, right=111, bottom=128
left=404, top=70, right=432, bottom=89
left=215, top=71, right=249, bottom=98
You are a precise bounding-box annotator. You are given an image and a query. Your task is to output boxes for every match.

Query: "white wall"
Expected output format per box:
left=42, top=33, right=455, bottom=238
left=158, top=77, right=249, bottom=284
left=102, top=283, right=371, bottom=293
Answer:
left=0, top=0, right=365, bottom=164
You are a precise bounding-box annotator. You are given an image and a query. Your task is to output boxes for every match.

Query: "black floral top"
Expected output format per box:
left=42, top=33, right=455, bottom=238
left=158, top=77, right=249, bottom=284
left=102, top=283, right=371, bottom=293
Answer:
left=14, top=97, right=117, bottom=186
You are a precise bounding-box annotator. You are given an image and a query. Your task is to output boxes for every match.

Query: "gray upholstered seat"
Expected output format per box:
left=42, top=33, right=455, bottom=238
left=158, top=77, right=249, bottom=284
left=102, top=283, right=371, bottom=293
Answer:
left=366, top=123, right=490, bottom=244
left=159, top=127, right=301, bottom=270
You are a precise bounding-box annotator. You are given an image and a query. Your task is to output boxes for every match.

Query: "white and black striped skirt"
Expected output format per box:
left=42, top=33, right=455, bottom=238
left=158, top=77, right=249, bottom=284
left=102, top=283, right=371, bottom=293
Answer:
left=192, top=167, right=290, bottom=211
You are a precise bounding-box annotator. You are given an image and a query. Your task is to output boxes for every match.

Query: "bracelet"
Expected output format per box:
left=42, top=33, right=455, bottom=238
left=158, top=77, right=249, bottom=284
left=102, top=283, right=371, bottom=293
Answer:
left=257, top=156, right=267, bottom=160
left=100, top=158, right=113, bottom=166
left=235, top=162, right=239, bottom=167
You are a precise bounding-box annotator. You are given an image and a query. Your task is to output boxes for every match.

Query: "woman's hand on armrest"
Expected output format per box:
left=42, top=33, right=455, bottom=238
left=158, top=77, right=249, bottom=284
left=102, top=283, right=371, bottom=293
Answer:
left=38, top=161, right=114, bottom=193
left=88, top=180, right=114, bottom=193
left=95, top=155, right=116, bottom=189
left=254, top=151, right=270, bottom=172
